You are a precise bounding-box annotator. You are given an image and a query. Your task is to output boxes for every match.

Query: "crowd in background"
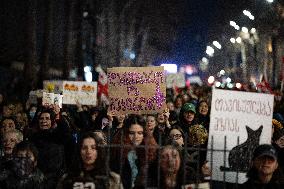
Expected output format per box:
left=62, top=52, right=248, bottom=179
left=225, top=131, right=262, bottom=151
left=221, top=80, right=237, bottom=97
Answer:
left=0, top=84, right=283, bottom=189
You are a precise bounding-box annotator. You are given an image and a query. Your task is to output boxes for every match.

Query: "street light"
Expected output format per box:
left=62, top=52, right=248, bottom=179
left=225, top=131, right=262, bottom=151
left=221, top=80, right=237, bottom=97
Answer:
left=241, top=27, right=249, bottom=33
left=250, top=28, right=256, bottom=34
left=206, top=46, right=214, bottom=57
left=230, top=21, right=240, bottom=30
left=236, top=37, right=242, bottom=43
left=213, top=41, right=222, bottom=49
left=243, top=10, right=255, bottom=20
left=230, top=38, right=236, bottom=43
left=266, top=0, right=274, bottom=3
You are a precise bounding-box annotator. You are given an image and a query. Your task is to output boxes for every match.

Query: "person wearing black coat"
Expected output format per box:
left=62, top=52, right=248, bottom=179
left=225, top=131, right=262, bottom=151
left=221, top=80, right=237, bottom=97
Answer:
left=241, top=144, right=284, bottom=189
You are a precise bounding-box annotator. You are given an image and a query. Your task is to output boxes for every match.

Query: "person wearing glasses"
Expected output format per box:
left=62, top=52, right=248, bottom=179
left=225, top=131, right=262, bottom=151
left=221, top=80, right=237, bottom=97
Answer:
left=241, top=144, right=284, bottom=189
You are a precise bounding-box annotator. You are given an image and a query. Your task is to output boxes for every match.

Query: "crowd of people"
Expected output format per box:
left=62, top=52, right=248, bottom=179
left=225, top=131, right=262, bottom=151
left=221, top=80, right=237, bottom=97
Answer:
left=0, top=84, right=283, bottom=189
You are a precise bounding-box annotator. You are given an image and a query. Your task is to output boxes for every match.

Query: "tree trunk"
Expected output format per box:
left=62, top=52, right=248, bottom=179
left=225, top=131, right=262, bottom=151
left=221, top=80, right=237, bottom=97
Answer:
left=38, top=0, right=53, bottom=88
left=63, top=0, right=76, bottom=79
left=23, top=0, right=37, bottom=100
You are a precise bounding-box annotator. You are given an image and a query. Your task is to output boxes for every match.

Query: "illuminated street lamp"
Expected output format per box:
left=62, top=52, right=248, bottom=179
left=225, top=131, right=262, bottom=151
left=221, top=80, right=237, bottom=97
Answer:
left=236, top=37, right=242, bottom=43
left=241, top=27, right=249, bottom=33
left=243, top=10, right=255, bottom=20
left=230, top=38, right=236, bottom=44
left=213, top=41, right=222, bottom=49
left=206, top=46, right=214, bottom=57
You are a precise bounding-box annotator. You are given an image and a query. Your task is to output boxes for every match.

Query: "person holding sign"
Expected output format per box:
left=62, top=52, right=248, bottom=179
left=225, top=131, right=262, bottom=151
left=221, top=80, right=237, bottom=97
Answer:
left=241, top=144, right=284, bottom=189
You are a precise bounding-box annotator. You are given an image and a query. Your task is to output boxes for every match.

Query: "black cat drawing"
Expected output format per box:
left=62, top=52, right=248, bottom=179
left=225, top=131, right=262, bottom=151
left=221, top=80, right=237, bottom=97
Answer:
left=220, top=125, right=263, bottom=172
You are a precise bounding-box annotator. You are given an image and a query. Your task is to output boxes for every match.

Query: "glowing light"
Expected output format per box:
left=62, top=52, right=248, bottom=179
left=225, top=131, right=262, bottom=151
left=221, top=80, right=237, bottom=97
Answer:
left=236, top=83, right=242, bottom=89
left=84, top=66, right=92, bottom=73
left=213, top=41, right=222, bottom=49
left=250, top=28, right=256, bottom=34
left=266, top=0, right=273, bottom=3
left=161, top=64, right=177, bottom=74
left=236, top=37, right=242, bottom=43
left=220, top=69, right=225, bottom=75
left=206, top=46, right=214, bottom=57
left=243, top=10, right=254, bottom=20
left=230, top=38, right=236, bottom=44
left=208, top=76, right=215, bottom=84
left=202, top=57, right=209, bottom=64
left=84, top=71, right=92, bottom=82
left=129, top=52, right=136, bottom=60
left=215, top=82, right=221, bottom=87
left=226, top=77, right=232, bottom=83
left=227, top=83, right=234, bottom=88
left=242, top=27, right=249, bottom=33
left=229, top=21, right=240, bottom=30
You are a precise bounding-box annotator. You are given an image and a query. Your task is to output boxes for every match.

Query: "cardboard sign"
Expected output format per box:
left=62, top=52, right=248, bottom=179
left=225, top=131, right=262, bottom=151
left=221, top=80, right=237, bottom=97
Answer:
left=207, top=88, right=274, bottom=184
left=107, top=66, right=166, bottom=115
left=42, top=92, right=63, bottom=108
left=182, top=182, right=210, bottom=189
left=166, top=73, right=185, bottom=88
left=43, top=80, right=63, bottom=93
left=62, top=81, right=97, bottom=105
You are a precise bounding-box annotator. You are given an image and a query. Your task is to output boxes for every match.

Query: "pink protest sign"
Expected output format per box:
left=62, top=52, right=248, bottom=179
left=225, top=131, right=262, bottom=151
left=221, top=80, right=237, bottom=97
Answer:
left=107, top=66, right=166, bottom=115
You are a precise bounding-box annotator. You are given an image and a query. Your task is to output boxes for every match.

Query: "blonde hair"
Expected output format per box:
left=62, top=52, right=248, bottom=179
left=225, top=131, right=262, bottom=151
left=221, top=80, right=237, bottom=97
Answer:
left=4, top=129, right=23, bottom=143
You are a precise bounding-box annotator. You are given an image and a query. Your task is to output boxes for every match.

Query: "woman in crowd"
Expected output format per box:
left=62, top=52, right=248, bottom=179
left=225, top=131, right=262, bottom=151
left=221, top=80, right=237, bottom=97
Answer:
left=57, top=132, right=123, bottom=189
left=30, top=108, right=66, bottom=189
left=195, top=100, right=210, bottom=131
left=146, top=144, right=198, bottom=188
left=0, top=141, right=46, bottom=189
left=111, top=114, right=157, bottom=188
left=0, top=117, right=17, bottom=137
left=0, top=129, right=23, bottom=163
left=153, top=109, right=171, bottom=145
left=145, top=114, right=157, bottom=135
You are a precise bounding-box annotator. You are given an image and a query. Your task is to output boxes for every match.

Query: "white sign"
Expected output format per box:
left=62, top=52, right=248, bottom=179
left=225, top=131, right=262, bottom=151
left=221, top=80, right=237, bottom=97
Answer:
left=207, top=88, right=274, bottom=184
left=166, top=73, right=185, bottom=88
left=42, top=92, right=63, bottom=108
left=182, top=182, right=210, bottom=189
left=62, top=81, right=97, bottom=105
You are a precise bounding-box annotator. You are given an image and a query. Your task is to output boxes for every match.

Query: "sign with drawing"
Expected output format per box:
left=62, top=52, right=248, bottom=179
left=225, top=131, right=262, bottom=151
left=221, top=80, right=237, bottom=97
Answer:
left=207, top=88, right=274, bottom=183
left=62, top=81, right=98, bottom=105
left=42, top=92, right=63, bottom=108
left=107, top=66, right=166, bottom=115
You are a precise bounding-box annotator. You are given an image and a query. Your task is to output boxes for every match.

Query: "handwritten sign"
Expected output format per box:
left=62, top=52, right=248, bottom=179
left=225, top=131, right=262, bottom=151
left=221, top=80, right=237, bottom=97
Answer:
left=42, top=92, right=63, bottom=108
left=43, top=80, right=63, bottom=93
left=166, top=73, right=185, bottom=88
left=207, top=88, right=274, bottom=184
left=62, top=81, right=97, bottom=105
left=107, top=66, right=166, bottom=115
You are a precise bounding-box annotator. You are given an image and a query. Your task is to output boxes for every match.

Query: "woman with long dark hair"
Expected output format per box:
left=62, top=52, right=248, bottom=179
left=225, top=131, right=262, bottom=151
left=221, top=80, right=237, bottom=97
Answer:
left=111, top=114, right=158, bottom=188
left=57, top=132, right=122, bottom=189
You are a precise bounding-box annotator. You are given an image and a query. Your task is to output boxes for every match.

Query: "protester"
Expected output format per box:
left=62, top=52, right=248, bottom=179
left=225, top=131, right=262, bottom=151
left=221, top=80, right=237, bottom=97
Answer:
left=0, top=141, right=46, bottom=189
left=111, top=114, right=157, bottom=188
left=241, top=144, right=284, bottom=188
left=178, top=103, right=197, bottom=134
left=30, top=108, right=66, bottom=189
left=57, top=132, right=123, bottom=189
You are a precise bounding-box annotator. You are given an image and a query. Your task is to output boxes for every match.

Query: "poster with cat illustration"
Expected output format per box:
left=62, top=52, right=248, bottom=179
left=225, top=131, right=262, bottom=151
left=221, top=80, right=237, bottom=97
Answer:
left=207, top=88, right=274, bottom=183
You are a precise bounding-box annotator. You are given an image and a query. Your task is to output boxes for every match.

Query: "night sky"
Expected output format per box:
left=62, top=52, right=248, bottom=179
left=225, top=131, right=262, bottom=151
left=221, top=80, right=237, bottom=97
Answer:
left=0, top=0, right=253, bottom=67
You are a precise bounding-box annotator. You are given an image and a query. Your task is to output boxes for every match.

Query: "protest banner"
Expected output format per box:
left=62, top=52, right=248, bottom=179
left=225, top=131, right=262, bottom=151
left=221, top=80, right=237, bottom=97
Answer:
left=166, top=73, right=185, bottom=88
left=182, top=182, right=210, bottom=189
left=207, top=88, right=274, bottom=184
left=62, top=81, right=97, bottom=105
left=107, top=66, right=166, bottom=115
left=42, top=92, right=63, bottom=108
left=43, top=80, right=63, bottom=93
